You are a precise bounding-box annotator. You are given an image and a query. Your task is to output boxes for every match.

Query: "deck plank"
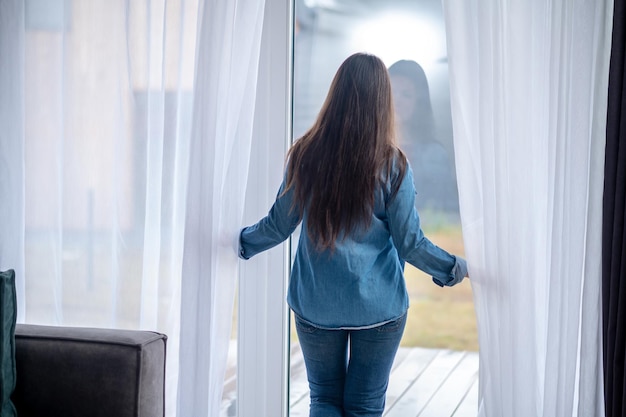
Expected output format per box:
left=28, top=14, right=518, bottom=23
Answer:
left=451, top=379, right=479, bottom=417
left=290, top=397, right=310, bottom=417
left=289, top=344, right=308, bottom=406
left=419, top=352, right=479, bottom=417
left=384, top=347, right=440, bottom=414
left=288, top=344, right=310, bottom=417
left=384, top=349, right=466, bottom=417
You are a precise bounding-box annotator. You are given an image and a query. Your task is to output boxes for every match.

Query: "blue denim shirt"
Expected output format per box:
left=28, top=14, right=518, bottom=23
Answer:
left=239, top=162, right=467, bottom=329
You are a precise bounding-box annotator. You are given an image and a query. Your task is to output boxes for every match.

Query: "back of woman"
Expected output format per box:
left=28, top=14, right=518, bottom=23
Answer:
left=239, top=52, right=468, bottom=417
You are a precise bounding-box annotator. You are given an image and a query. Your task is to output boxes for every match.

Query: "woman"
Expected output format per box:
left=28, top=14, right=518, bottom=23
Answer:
left=239, top=53, right=468, bottom=417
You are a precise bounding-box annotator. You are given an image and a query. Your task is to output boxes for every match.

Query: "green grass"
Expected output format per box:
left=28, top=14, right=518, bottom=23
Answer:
left=401, top=226, right=478, bottom=351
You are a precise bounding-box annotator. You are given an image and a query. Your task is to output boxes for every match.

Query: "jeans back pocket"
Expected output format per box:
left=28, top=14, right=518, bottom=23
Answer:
left=376, top=313, right=407, bottom=333
left=294, top=315, right=318, bottom=334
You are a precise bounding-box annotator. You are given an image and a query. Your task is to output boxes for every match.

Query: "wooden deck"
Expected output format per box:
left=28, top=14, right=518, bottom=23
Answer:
left=222, top=344, right=479, bottom=417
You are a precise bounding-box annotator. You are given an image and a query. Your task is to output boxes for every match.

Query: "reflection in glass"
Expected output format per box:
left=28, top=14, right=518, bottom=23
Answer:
left=389, top=59, right=457, bottom=213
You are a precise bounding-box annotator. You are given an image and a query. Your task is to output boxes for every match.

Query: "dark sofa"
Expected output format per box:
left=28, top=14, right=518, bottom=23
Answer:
left=11, top=324, right=167, bottom=417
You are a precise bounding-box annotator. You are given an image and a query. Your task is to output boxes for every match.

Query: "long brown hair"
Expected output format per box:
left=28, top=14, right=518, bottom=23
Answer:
left=286, top=53, right=407, bottom=251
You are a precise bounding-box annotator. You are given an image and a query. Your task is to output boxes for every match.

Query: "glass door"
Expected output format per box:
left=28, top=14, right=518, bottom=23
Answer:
left=290, top=1, right=477, bottom=415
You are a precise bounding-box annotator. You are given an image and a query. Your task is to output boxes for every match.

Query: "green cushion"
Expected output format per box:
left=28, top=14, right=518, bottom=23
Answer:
left=0, top=270, right=17, bottom=417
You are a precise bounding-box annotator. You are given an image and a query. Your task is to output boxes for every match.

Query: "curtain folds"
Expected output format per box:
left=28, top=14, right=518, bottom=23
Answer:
left=177, top=0, right=265, bottom=416
left=0, top=0, right=26, bottom=321
left=603, top=0, right=626, bottom=416
left=0, top=1, right=266, bottom=416
left=443, top=1, right=612, bottom=416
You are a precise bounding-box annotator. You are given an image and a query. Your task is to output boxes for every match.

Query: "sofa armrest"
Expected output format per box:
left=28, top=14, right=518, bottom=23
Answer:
left=12, top=324, right=167, bottom=417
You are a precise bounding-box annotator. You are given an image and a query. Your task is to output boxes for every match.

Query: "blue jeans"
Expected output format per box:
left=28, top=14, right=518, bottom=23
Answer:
left=294, top=314, right=407, bottom=417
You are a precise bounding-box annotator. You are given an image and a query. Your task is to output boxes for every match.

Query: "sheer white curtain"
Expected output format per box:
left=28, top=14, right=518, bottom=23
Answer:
left=443, top=1, right=612, bottom=416
left=177, top=0, right=265, bottom=415
left=0, top=1, right=265, bottom=416
left=0, top=0, right=26, bottom=316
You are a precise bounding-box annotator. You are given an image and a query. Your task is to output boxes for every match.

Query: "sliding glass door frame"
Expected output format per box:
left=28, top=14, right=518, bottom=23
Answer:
left=237, top=1, right=294, bottom=416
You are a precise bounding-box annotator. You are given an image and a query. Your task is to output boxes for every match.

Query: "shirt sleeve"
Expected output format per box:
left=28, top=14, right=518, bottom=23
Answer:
left=386, top=164, right=467, bottom=287
left=239, top=177, right=302, bottom=260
